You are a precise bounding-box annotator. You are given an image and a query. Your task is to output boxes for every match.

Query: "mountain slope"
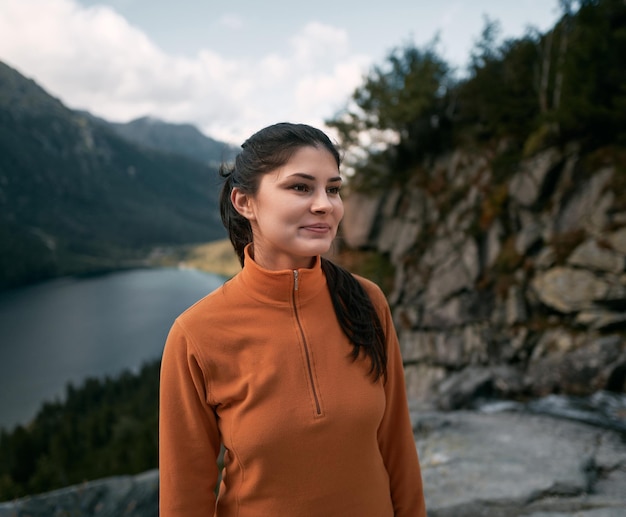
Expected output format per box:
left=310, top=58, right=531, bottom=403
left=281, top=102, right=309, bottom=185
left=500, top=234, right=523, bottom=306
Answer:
left=0, top=61, right=226, bottom=289
left=107, top=116, right=239, bottom=166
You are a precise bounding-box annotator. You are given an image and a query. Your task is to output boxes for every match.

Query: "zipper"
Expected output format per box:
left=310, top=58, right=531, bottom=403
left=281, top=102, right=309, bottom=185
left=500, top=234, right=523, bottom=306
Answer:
left=292, top=270, right=322, bottom=416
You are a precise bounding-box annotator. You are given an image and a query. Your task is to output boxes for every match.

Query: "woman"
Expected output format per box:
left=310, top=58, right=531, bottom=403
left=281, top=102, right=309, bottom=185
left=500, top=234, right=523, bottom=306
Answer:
left=159, top=122, right=426, bottom=516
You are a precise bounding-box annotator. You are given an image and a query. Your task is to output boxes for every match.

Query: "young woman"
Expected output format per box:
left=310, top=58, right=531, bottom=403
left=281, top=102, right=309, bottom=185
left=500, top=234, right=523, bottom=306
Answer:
left=159, top=122, right=426, bottom=516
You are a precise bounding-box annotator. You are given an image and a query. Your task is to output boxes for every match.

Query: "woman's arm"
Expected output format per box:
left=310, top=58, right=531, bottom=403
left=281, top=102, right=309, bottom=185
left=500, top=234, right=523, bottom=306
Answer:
left=370, top=285, right=427, bottom=517
left=159, top=320, right=221, bottom=516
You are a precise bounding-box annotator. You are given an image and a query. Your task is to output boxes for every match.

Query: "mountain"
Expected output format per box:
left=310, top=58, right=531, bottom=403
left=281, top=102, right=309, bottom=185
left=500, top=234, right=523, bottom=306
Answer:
left=106, top=116, right=239, bottom=166
left=0, top=61, right=228, bottom=289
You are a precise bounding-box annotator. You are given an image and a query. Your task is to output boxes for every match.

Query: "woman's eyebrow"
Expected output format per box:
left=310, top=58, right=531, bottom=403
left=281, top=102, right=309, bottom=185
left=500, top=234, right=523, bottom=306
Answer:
left=288, top=172, right=342, bottom=182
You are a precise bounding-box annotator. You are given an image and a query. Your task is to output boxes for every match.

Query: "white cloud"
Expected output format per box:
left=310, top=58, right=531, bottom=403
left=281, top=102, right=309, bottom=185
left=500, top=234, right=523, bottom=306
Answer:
left=295, top=59, right=369, bottom=121
left=291, top=22, right=351, bottom=68
left=0, top=0, right=369, bottom=144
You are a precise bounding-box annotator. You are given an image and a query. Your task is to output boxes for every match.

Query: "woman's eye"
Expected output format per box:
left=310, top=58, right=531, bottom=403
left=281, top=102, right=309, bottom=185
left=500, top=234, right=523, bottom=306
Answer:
left=327, top=186, right=341, bottom=195
left=292, top=184, right=310, bottom=192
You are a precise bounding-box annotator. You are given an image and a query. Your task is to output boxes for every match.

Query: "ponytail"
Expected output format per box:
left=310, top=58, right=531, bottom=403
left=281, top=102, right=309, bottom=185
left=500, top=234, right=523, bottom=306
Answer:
left=321, top=258, right=387, bottom=383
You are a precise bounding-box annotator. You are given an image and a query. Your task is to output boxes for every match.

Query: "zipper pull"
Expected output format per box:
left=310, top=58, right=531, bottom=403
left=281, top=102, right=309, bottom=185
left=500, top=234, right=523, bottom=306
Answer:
left=293, top=270, right=299, bottom=291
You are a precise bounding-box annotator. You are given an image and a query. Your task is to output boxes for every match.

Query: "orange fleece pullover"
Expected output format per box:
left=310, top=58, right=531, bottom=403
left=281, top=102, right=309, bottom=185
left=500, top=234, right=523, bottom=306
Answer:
left=159, top=247, right=426, bottom=517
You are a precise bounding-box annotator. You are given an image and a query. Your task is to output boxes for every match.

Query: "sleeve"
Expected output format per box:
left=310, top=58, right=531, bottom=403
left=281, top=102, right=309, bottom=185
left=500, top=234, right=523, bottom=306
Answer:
left=372, top=287, right=427, bottom=517
left=159, top=319, right=221, bottom=517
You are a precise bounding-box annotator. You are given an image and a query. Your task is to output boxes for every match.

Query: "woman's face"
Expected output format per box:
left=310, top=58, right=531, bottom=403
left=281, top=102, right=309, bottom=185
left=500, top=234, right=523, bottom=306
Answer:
left=232, top=145, right=344, bottom=271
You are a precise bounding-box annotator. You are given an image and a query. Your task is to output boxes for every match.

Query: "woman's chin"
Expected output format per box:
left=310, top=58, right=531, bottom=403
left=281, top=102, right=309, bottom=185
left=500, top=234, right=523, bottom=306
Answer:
left=301, top=241, right=333, bottom=257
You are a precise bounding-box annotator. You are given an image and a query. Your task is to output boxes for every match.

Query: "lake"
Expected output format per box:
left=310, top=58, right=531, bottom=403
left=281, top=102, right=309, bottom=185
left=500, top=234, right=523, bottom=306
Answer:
left=0, top=267, right=226, bottom=430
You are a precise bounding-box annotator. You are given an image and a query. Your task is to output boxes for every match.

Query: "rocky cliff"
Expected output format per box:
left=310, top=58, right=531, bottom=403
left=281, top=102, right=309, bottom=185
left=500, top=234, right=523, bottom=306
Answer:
left=342, top=144, right=626, bottom=410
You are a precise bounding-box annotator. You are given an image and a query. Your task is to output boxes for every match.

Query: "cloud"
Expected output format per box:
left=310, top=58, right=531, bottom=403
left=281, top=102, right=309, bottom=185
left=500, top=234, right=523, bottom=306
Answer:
left=295, top=59, right=369, bottom=121
left=291, top=22, right=351, bottom=68
left=0, top=0, right=369, bottom=144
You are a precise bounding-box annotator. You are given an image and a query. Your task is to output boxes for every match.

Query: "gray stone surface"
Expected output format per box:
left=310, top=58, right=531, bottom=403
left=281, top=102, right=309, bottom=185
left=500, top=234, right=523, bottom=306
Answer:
left=530, top=267, right=626, bottom=314
left=414, top=410, right=626, bottom=517
left=568, top=239, right=625, bottom=274
left=553, top=167, right=614, bottom=234
left=422, top=237, right=480, bottom=310
left=0, top=470, right=158, bottom=517
left=516, top=209, right=543, bottom=255
left=509, top=147, right=562, bottom=207
left=608, top=227, right=626, bottom=255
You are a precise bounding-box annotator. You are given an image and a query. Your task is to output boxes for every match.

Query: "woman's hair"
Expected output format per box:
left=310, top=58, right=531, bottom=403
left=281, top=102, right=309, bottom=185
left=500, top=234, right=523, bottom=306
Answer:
left=219, top=122, right=387, bottom=382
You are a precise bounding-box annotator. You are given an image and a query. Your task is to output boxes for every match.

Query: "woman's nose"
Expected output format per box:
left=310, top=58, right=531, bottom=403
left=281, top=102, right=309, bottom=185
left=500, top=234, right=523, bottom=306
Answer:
left=311, top=191, right=333, bottom=213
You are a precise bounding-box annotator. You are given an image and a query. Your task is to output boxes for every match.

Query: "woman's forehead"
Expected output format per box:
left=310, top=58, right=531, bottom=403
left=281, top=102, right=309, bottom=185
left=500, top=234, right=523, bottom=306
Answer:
left=270, top=146, right=340, bottom=178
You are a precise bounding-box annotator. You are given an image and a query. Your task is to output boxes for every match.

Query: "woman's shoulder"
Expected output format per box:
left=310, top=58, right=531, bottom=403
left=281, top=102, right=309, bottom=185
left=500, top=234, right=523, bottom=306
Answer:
left=351, top=272, right=388, bottom=308
left=176, top=274, right=242, bottom=324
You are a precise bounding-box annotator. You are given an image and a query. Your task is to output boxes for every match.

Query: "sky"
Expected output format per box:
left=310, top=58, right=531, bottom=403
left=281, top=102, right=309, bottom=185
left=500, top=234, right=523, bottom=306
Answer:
left=0, top=0, right=563, bottom=145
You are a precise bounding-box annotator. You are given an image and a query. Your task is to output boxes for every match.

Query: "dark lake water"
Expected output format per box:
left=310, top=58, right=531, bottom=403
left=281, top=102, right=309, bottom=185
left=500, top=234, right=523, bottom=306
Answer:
left=0, top=268, right=226, bottom=430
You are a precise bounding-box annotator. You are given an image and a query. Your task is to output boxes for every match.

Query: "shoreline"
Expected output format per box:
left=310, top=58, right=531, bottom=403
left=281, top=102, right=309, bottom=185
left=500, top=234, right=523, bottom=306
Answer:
left=0, top=239, right=241, bottom=293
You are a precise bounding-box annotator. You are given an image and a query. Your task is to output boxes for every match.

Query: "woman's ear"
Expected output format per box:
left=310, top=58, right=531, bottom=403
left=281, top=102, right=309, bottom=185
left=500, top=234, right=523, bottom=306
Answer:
left=231, top=187, right=256, bottom=220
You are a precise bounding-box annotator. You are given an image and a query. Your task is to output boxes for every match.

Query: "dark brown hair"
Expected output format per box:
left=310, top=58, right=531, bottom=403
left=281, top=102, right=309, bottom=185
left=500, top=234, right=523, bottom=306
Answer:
left=219, top=122, right=387, bottom=382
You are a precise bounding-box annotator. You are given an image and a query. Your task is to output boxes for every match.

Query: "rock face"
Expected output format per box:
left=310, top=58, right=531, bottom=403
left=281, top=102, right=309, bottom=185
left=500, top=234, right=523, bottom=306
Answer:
left=341, top=145, right=626, bottom=409
left=0, top=470, right=158, bottom=517
left=416, top=409, right=626, bottom=517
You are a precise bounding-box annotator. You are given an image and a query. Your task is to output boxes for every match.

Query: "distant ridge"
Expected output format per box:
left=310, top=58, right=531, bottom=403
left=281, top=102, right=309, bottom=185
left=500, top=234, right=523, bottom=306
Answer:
left=0, top=60, right=228, bottom=289
left=85, top=114, right=239, bottom=166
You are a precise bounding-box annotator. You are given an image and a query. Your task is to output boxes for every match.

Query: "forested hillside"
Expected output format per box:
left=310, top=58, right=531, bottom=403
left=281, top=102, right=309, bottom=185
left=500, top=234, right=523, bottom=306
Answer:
left=0, top=361, right=160, bottom=500
left=0, top=63, right=229, bottom=289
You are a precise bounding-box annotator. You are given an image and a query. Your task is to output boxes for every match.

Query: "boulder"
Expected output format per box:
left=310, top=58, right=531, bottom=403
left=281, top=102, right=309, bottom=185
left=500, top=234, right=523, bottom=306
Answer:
left=525, top=335, right=624, bottom=396
left=421, top=291, right=492, bottom=327
left=608, top=226, right=626, bottom=255
left=530, top=267, right=626, bottom=314
left=422, top=237, right=480, bottom=309
left=553, top=167, right=614, bottom=234
left=568, top=239, right=625, bottom=274
left=516, top=209, right=543, bottom=254
left=399, top=325, right=490, bottom=368
left=509, top=147, right=562, bottom=207
left=434, top=365, right=524, bottom=410
left=416, top=409, right=626, bottom=517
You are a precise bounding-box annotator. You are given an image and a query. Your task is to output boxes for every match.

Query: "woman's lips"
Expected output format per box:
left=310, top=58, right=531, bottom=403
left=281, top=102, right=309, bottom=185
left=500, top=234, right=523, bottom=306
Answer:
left=301, top=224, right=331, bottom=233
